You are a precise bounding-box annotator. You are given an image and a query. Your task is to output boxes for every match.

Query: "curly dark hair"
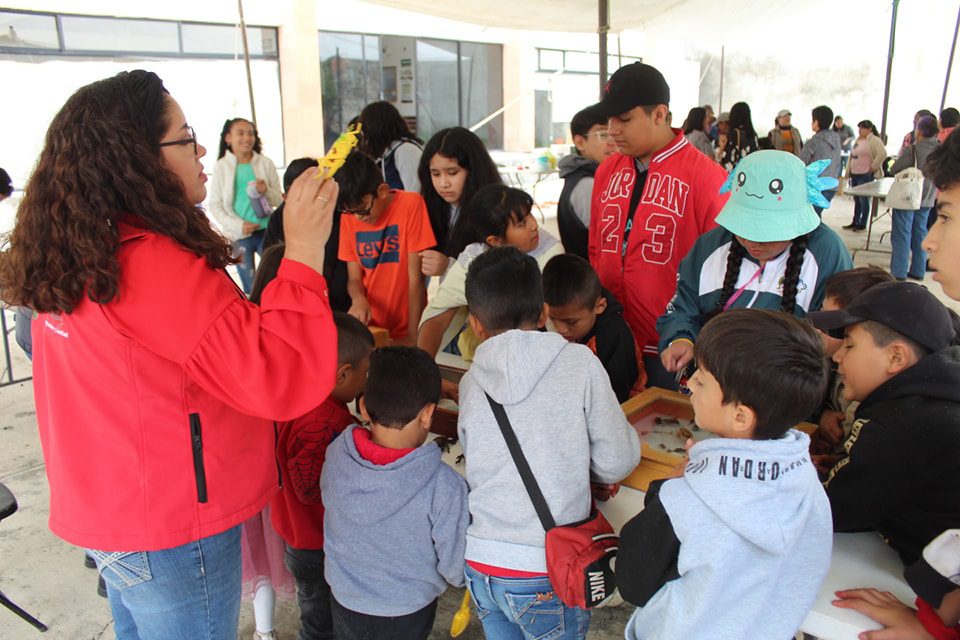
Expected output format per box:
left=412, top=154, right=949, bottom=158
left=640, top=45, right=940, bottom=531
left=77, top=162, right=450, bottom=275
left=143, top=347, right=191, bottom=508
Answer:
left=217, top=117, right=263, bottom=159
left=925, top=125, right=960, bottom=189
left=0, top=70, right=235, bottom=313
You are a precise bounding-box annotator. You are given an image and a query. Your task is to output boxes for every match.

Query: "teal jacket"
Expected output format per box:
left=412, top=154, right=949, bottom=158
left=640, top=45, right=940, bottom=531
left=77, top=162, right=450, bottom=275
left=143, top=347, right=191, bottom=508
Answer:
left=656, top=223, right=852, bottom=352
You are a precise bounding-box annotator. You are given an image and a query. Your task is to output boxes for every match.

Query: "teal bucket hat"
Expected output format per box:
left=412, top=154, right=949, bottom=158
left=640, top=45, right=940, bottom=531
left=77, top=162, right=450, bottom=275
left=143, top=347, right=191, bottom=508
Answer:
left=714, top=150, right=837, bottom=242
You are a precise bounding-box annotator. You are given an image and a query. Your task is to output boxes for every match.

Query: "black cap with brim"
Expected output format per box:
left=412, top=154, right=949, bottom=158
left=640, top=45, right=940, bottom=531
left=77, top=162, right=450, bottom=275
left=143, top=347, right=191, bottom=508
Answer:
left=596, top=62, right=670, bottom=118
left=807, top=281, right=954, bottom=353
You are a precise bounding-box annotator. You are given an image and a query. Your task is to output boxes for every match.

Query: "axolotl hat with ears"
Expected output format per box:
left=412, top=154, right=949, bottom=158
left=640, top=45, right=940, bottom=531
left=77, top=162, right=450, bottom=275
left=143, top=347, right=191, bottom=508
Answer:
left=714, top=150, right=837, bottom=242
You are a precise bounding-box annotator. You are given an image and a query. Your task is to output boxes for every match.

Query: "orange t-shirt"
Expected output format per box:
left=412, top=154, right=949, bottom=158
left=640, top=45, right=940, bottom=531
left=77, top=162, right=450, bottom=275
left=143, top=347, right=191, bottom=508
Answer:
left=338, top=190, right=436, bottom=338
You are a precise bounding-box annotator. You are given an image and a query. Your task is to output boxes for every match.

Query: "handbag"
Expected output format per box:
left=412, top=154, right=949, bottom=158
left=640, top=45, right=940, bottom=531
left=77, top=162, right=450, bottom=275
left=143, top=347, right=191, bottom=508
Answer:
left=485, top=393, right=618, bottom=609
left=887, top=152, right=924, bottom=210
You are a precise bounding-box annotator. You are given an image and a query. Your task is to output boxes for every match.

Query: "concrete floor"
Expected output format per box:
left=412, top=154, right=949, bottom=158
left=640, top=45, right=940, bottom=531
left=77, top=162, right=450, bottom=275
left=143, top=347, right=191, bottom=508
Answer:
left=1, top=194, right=955, bottom=640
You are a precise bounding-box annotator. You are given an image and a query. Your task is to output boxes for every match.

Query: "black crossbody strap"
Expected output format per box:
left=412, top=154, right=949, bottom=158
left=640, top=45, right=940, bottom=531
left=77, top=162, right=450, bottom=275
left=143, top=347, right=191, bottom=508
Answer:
left=485, top=393, right=556, bottom=531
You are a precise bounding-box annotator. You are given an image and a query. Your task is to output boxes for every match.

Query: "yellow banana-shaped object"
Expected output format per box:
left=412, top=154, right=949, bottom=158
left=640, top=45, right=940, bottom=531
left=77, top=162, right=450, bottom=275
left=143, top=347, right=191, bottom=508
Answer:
left=316, top=123, right=362, bottom=179
left=450, top=589, right=471, bottom=637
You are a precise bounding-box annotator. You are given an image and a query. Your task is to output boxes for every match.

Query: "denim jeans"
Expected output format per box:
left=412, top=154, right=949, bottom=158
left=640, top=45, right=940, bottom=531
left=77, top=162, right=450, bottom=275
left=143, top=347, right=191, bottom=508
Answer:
left=464, top=565, right=591, bottom=640
left=88, top=526, right=242, bottom=640
left=849, top=173, right=874, bottom=228
left=284, top=546, right=335, bottom=640
left=812, top=189, right=837, bottom=217
left=890, top=207, right=931, bottom=279
left=331, top=596, right=437, bottom=640
left=235, top=229, right=266, bottom=294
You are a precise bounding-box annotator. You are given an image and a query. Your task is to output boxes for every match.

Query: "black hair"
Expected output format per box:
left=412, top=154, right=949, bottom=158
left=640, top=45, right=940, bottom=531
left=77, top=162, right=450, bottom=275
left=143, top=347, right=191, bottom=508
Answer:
left=356, top=101, right=423, bottom=159
left=283, top=157, right=320, bottom=192
left=941, top=107, right=960, bottom=129
left=683, top=107, right=708, bottom=135
left=452, top=184, right=532, bottom=250
left=363, top=346, right=441, bottom=429
left=465, top=246, right=543, bottom=334
left=333, top=151, right=383, bottom=210
left=917, top=109, right=935, bottom=121
left=917, top=115, right=939, bottom=139
left=417, top=127, right=502, bottom=256
left=823, top=267, right=894, bottom=308
left=570, top=106, right=607, bottom=139
left=217, top=117, right=263, bottom=159
left=696, top=308, right=830, bottom=440
left=858, top=320, right=930, bottom=362
left=334, top=311, right=375, bottom=367
left=833, top=115, right=844, bottom=124
left=728, top=102, right=757, bottom=139
left=248, top=243, right=286, bottom=305
left=925, top=126, right=960, bottom=189
left=542, top=253, right=602, bottom=308
left=714, top=234, right=809, bottom=315
left=812, top=105, right=834, bottom=132
left=857, top=120, right=880, bottom=137
left=0, top=167, right=11, bottom=197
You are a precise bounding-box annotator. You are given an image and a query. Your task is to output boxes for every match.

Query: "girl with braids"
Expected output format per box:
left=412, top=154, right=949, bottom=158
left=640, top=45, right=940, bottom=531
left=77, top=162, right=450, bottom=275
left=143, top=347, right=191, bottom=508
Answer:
left=657, top=151, right=852, bottom=375
left=0, top=70, right=339, bottom=639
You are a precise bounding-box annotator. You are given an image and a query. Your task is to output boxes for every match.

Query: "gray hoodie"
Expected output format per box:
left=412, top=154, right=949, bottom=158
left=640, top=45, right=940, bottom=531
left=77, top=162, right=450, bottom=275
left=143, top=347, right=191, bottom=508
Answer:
left=321, top=425, right=469, bottom=616
left=458, top=330, right=641, bottom=572
left=624, top=430, right=832, bottom=640
left=800, top=129, right=843, bottom=180
left=558, top=153, right=598, bottom=227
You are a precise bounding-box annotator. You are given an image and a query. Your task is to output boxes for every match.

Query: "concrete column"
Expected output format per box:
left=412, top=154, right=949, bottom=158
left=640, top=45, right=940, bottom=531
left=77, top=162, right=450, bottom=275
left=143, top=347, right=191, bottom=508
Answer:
left=502, top=39, right=536, bottom=151
left=278, top=0, right=324, bottom=163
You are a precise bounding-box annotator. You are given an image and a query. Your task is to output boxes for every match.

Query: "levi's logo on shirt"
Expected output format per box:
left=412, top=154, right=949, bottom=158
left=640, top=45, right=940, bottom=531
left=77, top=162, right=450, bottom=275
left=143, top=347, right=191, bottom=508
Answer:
left=356, top=225, right=401, bottom=269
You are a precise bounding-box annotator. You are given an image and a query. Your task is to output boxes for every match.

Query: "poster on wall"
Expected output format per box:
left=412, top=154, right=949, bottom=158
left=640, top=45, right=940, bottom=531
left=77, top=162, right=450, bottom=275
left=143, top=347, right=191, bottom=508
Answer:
left=400, top=58, right=413, bottom=104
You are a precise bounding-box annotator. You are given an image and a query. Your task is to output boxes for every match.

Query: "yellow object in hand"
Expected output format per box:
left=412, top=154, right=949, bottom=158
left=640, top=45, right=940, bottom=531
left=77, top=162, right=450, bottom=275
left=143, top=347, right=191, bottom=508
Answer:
left=316, top=123, right=362, bottom=180
left=450, top=589, right=471, bottom=637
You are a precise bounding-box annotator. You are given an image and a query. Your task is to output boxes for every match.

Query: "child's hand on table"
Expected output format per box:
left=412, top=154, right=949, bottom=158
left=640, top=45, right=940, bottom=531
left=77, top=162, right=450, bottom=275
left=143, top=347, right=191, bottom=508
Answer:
left=812, top=453, right=843, bottom=476
left=348, top=298, right=371, bottom=324
left=818, top=409, right=846, bottom=445
left=832, top=589, right=934, bottom=640
left=441, top=379, right=459, bottom=403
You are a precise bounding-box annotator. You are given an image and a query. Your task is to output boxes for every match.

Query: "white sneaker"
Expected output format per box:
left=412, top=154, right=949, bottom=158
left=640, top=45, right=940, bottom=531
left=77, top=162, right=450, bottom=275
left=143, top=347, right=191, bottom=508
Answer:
left=254, top=631, right=278, bottom=640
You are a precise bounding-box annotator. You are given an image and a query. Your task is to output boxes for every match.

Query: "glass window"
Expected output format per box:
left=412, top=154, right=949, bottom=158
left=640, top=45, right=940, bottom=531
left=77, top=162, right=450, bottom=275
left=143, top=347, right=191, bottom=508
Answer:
left=61, top=16, right=179, bottom=53
left=181, top=23, right=277, bottom=57
left=565, top=51, right=599, bottom=73
left=460, top=42, right=503, bottom=149
left=0, top=11, right=59, bottom=49
left=416, top=39, right=459, bottom=144
left=320, top=32, right=368, bottom=150
left=538, top=49, right=563, bottom=71
left=364, top=35, right=381, bottom=105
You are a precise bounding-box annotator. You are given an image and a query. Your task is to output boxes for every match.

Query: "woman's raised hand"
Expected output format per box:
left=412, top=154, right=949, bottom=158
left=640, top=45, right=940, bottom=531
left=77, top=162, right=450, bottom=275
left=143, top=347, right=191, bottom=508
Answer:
left=282, top=168, right=338, bottom=274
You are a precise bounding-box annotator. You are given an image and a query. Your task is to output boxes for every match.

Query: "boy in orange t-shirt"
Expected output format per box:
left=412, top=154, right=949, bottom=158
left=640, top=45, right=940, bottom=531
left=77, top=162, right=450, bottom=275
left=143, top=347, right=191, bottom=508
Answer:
left=337, top=152, right=436, bottom=341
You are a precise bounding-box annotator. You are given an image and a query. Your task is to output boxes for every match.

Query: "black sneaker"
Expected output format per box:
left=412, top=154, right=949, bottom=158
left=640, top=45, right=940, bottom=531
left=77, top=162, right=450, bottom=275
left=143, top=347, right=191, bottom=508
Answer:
left=842, top=223, right=858, bottom=230
left=84, top=553, right=97, bottom=569
left=98, top=574, right=108, bottom=598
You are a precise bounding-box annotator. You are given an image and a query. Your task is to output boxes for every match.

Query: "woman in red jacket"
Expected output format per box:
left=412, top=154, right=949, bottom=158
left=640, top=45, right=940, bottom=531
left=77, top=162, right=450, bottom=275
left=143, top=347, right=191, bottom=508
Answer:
left=0, top=70, right=339, bottom=640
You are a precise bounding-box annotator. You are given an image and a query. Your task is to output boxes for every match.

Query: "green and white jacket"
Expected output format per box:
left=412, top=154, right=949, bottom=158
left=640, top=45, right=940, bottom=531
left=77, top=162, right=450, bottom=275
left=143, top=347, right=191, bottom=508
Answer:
left=656, top=223, right=852, bottom=352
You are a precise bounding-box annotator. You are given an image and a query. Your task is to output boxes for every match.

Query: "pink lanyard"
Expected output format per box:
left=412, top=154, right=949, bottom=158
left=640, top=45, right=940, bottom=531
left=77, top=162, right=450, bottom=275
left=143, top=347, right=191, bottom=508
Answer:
left=723, top=266, right=763, bottom=311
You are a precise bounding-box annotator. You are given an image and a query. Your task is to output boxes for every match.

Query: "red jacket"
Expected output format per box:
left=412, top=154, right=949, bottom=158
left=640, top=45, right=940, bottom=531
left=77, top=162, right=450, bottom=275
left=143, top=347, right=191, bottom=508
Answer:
left=588, top=131, right=728, bottom=353
left=32, top=220, right=337, bottom=551
left=271, top=396, right=355, bottom=550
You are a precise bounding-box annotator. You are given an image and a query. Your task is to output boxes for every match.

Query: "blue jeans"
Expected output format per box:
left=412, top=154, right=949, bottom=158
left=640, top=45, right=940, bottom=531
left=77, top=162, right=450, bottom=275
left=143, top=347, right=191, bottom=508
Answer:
left=849, top=173, right=874, bottom=228
left=464, top=565, right=590, bottom=640
left=813, top=189, right=837, bottom=217
left=890, top=208, right=931, bottom=279
left=88, top=526, right=242, bottom=640
left=235, top=229, right=266, bottom=294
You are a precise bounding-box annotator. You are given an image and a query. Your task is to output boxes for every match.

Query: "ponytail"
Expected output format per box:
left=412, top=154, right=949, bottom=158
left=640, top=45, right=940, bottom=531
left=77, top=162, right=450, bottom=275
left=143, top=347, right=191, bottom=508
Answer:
left=780, top=234, right=809, bottom=313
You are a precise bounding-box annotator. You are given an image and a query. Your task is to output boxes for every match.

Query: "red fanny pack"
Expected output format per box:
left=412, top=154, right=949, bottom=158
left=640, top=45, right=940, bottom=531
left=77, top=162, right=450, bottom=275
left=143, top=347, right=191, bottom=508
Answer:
left=486, top=394, right=618, bottom=609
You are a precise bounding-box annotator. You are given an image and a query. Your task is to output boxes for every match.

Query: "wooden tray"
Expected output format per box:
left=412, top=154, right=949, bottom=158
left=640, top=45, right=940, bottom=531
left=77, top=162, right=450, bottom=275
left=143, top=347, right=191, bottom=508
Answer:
left=619, top=387, right=817, bottom=491
left=431, top=361, right=469, bottom=438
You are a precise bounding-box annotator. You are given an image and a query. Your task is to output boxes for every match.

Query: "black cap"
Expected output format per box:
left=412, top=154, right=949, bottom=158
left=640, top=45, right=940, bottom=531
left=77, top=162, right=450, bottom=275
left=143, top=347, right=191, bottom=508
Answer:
left=808, top=281, right=955, bottom=353
left=596, top=62, right=670, bottom=118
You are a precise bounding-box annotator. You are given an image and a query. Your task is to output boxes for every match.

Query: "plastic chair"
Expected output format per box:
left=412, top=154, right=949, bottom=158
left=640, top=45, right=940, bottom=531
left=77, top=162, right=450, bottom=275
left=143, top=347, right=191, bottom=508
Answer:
left=0, top=481, right=48, bottom=632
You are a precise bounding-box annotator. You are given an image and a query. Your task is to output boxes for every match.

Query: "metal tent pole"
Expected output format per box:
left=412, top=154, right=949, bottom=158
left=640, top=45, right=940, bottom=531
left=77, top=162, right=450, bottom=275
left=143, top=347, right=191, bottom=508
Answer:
left=941, top=3, right=960, bottom=113
left=237, top=0, right=258, bottom=126
left=880, top=0, right=900, bottom=143
left=718, top=46, right=725, bottom=112
left=599, top=0, right=610, bottom=97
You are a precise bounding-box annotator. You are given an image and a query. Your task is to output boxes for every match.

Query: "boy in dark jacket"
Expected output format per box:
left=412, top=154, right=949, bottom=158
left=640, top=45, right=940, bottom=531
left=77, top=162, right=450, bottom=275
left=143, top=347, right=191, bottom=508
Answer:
left=542, top=253, right=645, bottom=402
left=321, top=346, right=468, bottom=640
left=271, top=313, right=375, bottom=640
left=810, top=281, right=960, bottom=564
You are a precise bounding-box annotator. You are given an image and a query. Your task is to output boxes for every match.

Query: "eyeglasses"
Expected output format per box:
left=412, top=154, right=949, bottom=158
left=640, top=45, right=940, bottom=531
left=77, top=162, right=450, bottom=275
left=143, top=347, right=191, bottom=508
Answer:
left=341, top=201, right=374, bottom=216
left=589, top=131, right=611, bottom=141
left=159, top=125, right=198, bottom=156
